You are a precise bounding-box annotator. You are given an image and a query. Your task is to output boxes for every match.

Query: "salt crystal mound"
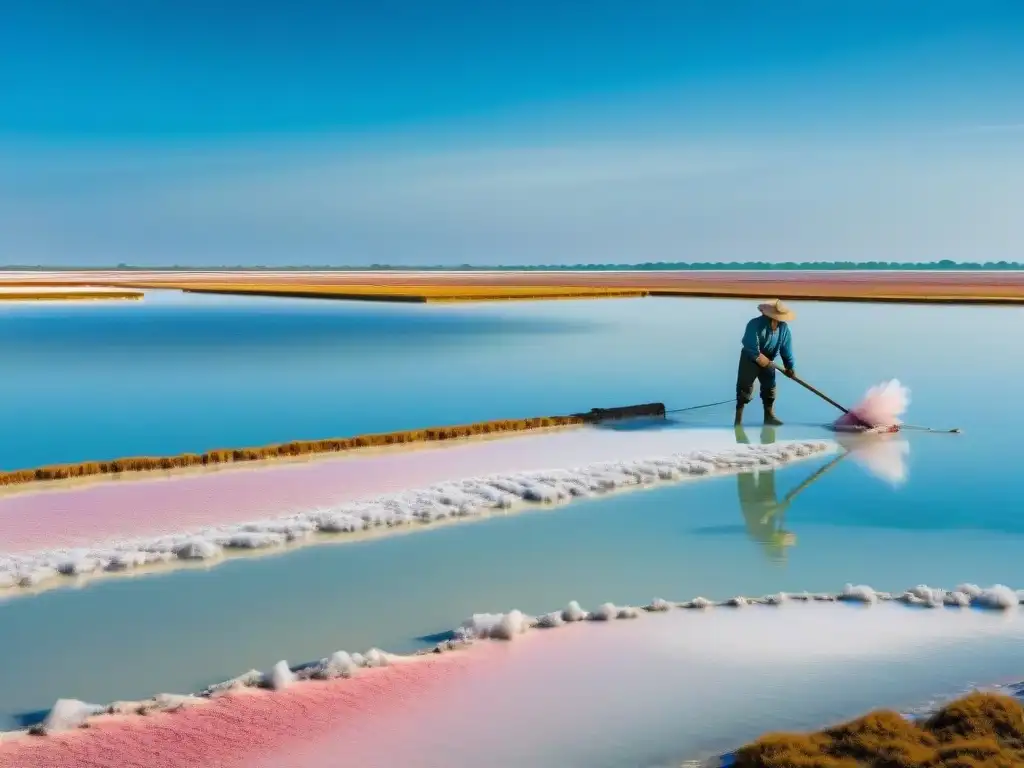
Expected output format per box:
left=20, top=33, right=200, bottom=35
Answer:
left=0, top=440, right=833, bottom=595
left=454, top=583, right=1023, bottom=642
left=833, top=379, right=910, bottom=430
left=33, top=699, right=105, bottom=734
left=5, top=581, right=1021, bottom=743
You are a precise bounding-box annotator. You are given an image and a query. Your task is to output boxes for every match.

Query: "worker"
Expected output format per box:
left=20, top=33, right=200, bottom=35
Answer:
left=736, top=299, right=796, bottom=427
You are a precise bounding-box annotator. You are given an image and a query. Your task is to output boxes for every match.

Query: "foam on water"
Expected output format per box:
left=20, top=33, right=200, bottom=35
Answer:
left=0, top=440, right=833, bottom=596
left=4, top=580, right=1021, bottom=748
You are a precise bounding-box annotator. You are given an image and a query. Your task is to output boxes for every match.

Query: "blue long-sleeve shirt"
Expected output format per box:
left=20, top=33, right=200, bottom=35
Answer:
left=741, top=316, right=795, bottom=370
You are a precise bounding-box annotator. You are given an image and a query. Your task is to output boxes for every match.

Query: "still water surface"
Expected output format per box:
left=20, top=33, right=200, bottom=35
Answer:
left=0, top=293, right=1019, bottom=739
left=3, top=290, right=1003, bottom=469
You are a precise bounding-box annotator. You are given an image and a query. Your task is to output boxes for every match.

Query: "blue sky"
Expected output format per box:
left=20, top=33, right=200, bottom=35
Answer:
left=2, top=1, right=1023, bottom=266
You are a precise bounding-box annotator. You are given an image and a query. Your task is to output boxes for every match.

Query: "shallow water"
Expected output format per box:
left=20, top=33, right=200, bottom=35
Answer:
left=0, top=290, right=672, bottom=470
left=265, top=605, right=1024, bottom=768
left=1, top=290, right=998, bottom=470
left=0, top=293, right=1020, bottom=743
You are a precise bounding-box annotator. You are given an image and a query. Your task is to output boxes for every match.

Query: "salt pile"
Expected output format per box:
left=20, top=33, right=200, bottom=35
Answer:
left=0, top=440, right=834, bottom=594
left=833, top=379, right=910, bottom=430
left=32, top=699, right=105, bottom=734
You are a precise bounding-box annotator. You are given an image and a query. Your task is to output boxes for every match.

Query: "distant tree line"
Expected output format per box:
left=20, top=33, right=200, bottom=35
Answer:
left=3, top=260, right=1023, bottom=272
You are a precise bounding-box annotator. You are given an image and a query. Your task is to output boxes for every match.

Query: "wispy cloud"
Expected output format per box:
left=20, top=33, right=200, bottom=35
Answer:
left=2, top=133, right=1023, bottom=266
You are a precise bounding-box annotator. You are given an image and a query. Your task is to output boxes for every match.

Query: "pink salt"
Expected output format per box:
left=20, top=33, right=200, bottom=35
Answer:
left=833, top=379, right=910, bottom=430
left=0, top=427, right=734, bottom=555
left=0, top=655, right=481, bottom=768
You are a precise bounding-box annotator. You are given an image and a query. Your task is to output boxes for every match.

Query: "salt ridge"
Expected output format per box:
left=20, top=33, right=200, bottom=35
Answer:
left=4, top=580, right=1023, bottom=743
left=0, top=440, right=833, bottom=595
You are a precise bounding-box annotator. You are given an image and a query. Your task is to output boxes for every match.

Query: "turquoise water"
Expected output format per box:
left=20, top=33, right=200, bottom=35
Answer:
left=2, top=290, right=996, bottom=470
left=0, top=293, right=1020, bottom=732
left=1, top=291, right=667, bottom=470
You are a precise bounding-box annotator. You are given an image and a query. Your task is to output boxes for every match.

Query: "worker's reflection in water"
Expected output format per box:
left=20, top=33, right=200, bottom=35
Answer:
left=733, top=425, right=797, bottom=562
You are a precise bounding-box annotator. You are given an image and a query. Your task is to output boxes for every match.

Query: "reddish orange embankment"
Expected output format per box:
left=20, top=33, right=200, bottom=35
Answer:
left=4, top=269, right=1024, bottom=303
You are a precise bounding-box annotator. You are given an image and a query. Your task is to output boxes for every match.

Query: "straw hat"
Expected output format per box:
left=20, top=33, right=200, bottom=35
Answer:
left=758, top=299, right=795, bottom=322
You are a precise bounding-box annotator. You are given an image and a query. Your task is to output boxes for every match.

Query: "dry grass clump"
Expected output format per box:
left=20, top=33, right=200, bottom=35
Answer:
left=0, top=417, right=582, bottom=486
left=0, top=404, right=665, bottom=487
left=734, top=692, right=1024, bottom=768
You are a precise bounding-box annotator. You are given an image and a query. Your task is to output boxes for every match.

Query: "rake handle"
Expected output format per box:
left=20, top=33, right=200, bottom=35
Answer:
left=771, top=363, right=851, bottom=415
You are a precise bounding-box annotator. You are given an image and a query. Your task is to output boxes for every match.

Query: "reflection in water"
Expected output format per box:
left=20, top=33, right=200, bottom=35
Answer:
left=834, top=432, right=911, bottom=486
left=735, top=426, right=803, bottom=562
left=730, top=426, right=912, bottom=562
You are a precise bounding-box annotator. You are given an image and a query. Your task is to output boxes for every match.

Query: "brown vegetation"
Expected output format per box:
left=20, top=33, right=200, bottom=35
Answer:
left=0, top=403, right=665, bottom=488
left=734, top=691, right=1024, bottom=767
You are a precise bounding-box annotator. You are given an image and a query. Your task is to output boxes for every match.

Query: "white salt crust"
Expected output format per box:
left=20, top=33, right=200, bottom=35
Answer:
left=0, top=441, right=833, bottom=594
left=5, top=580, right=1022, bottom=740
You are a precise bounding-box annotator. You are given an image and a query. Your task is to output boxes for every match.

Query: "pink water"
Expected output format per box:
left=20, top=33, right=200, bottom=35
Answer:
left=282, top=604, right=1023, bottom=768
left=6, top=604, right=1023, bottom=768
left=0, top=655, right=480, bottom=768
left=0, top=427, right=736, bottom=554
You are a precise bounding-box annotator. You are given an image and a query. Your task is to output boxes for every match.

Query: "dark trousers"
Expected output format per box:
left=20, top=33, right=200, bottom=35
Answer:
left=736, top=352, right=777, bottom=407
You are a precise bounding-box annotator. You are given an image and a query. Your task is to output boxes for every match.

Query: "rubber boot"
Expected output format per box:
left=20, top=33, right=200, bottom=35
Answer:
left=763, top=403, right=783, bottom=426
left=734, top=404, right=745, bottom=426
